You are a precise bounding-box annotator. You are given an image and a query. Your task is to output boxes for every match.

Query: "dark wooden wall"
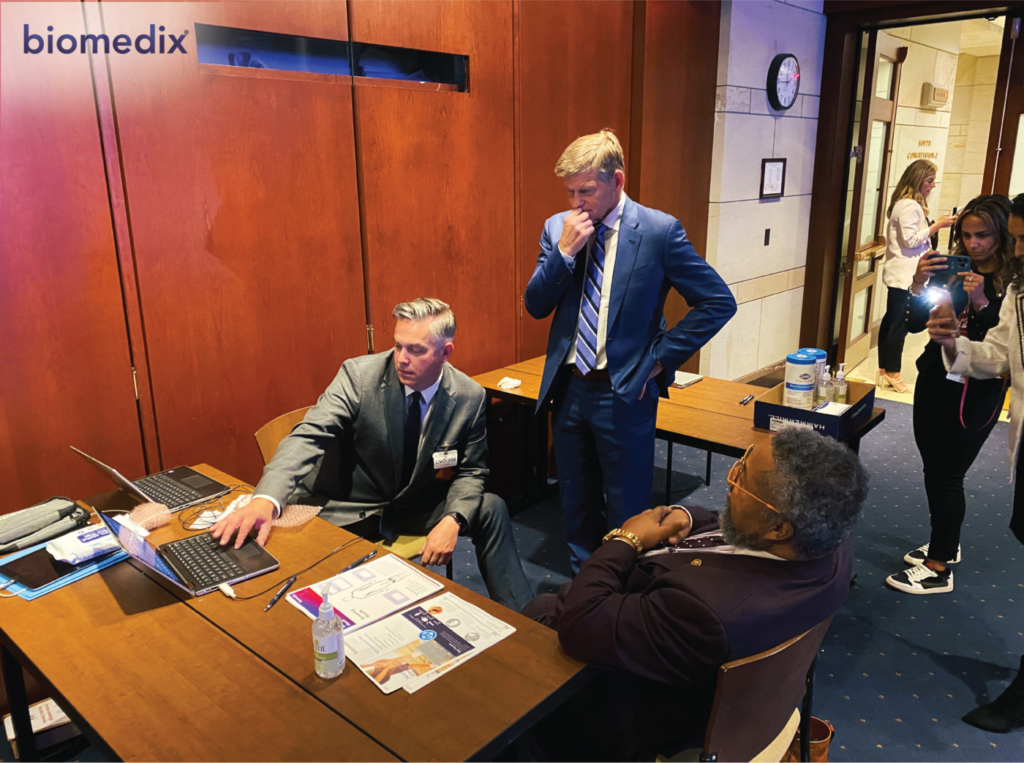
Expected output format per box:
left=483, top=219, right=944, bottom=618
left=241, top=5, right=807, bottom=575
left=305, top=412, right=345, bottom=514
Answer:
left=0, top=2, right=147, bottom=507
left=351, top=0, right=517, bottom=378
left=1, top=0, right=721, bottom=510
left=515, top=0, right=635, bottom=361
left=98, top=2, right=366, bottom=486
left=635, top=0, right=720, bottom=373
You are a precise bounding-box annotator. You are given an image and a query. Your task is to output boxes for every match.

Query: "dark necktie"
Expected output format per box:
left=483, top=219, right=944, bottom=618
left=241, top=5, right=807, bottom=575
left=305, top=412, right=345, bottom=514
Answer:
left=574, top=223, right=609, bottom=375
left=400, top=391, right=423, bottom=490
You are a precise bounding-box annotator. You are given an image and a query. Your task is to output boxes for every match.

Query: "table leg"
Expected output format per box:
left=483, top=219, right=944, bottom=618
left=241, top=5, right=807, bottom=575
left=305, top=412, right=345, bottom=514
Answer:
left=2, top=646, right=37, bottom=762
left=521, top=406, right=538, bottom=503
left=705, top=451, right=712, bottom=486
left=665, top=443, right=673, bottom=503
left=847, top=436, right=862, bottom=455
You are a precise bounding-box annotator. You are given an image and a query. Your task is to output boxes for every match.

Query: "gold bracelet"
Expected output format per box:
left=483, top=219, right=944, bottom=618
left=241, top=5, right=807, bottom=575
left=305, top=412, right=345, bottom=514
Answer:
left=603, top=528, right=643, bottom=554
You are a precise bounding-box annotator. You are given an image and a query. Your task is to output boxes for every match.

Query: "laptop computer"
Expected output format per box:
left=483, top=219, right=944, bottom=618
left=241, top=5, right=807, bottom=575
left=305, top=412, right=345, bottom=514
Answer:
left=71, top=447, right=230, bottom=512
left=95, top=511, right=280, bottom=596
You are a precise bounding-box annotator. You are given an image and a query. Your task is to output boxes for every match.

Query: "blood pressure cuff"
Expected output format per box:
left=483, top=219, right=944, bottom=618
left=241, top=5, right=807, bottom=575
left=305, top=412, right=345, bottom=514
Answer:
left=0, top=497, right=90, bottom=554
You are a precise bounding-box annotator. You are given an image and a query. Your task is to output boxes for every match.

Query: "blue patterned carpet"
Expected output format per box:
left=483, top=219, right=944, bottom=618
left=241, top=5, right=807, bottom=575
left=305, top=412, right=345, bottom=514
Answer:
left=447, top=398, right=1024, bottom=761
left=21, top=398, right=1024, bottom=761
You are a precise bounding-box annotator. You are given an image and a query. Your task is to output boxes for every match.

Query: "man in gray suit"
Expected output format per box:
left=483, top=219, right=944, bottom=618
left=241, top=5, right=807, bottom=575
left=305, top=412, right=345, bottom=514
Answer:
left=212, top=298, right=533, bottom=610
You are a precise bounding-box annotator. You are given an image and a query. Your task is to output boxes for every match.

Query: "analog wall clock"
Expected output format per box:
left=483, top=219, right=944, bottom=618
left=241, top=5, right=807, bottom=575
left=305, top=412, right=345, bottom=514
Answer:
left=767, top=53, right=800, bottom=111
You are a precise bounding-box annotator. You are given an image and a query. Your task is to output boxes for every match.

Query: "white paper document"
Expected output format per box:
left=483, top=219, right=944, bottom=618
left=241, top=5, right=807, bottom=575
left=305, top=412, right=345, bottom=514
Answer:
left=286, top=555, right=444, bottom=633
left=345, top=592, right=516, bottom=694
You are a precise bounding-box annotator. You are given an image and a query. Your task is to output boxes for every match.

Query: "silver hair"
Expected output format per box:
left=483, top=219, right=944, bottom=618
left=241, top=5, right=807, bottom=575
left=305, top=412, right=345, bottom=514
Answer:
left=392, top=298, right=456, bottom=347
left=766, top=428, right=869, bottom=559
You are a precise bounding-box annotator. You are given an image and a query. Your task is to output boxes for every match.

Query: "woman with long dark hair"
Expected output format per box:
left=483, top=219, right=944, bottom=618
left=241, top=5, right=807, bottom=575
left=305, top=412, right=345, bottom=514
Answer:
left=886, top=194, right=1020, bottom=595
left=926, top=193, right=1024, bottom=731
left=876, top=160, right=957, bottom=392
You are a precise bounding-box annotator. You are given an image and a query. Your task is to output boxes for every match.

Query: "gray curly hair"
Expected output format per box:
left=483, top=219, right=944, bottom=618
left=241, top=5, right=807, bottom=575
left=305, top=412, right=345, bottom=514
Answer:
left=765, top=428, right=868, bottom=559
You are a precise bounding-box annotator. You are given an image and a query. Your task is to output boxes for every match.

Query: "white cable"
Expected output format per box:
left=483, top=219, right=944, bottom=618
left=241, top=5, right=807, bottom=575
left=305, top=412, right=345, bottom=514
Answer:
left=218, top=583, right=237, bottom=599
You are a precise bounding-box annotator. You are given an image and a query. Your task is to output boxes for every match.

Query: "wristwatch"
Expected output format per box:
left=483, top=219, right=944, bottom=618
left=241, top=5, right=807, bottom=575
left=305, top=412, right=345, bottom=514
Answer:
left=603, top=528, right=643, bottom=554
left=448, top=512, right=469, bottom=535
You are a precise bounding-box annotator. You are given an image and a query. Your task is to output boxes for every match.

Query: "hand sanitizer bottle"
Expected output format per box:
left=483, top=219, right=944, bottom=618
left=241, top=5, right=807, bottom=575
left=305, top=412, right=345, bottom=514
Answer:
left=312, top=583, right=345, bottom=679
left=835, top=363, right=848, bottom=404
left=817, top=364, right=834, bottom=403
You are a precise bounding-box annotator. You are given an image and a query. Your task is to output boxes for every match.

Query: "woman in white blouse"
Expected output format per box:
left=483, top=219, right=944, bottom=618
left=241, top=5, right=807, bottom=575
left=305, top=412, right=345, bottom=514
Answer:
left=876, top=159, right=957, bottom=392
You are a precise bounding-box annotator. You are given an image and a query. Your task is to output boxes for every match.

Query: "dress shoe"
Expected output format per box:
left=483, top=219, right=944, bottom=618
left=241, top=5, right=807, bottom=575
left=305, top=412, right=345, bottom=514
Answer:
left=963, top=655, right=1024, bottom=733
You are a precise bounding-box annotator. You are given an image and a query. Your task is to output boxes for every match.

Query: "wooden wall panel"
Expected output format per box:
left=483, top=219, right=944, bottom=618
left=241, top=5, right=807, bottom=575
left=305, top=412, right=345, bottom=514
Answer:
left=100, top=2, right=366, bottom=485
left=348, top=0, right=516, bottom=377
left=637, top=0, right=720, bottom=374
left=515, top=0, right=635, bottom=361
left=0, top=3, right=146, bottom=511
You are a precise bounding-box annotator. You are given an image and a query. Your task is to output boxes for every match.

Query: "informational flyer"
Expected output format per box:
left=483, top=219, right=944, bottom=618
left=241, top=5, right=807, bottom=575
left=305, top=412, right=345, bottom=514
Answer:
left=345, top=592, right=516, bottom=695
left=286, top=555, right=444, bottom=633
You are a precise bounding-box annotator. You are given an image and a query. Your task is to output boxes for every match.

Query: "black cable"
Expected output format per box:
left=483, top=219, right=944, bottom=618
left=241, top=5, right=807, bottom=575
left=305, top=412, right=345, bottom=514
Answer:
left=228, top=538, right=363, bottom=601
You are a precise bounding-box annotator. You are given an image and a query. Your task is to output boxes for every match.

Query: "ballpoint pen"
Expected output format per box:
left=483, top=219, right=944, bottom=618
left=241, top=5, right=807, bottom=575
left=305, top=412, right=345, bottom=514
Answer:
left=340, top=550, right=378, bottom=573
left=264, top=575, right=297, bottom=612
left=739, top=394, right=754, bottom=405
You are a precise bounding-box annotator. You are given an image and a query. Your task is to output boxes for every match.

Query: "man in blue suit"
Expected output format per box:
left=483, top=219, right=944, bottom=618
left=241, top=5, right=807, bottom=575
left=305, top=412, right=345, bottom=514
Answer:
left=525, top=129, right=736, bottom=571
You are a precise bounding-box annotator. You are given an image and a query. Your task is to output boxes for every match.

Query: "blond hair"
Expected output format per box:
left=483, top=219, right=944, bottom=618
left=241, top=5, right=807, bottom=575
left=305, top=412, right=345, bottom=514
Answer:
left=554, top=129, right=624, bottom=181
left=888, top=159, right=937, bottom=217
left=392, top=298, right=455, bottom=348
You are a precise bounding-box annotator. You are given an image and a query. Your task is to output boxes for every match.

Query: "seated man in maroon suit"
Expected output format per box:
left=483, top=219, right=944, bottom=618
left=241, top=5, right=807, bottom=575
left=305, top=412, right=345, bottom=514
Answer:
left=523, top=427, right=868, bottom=761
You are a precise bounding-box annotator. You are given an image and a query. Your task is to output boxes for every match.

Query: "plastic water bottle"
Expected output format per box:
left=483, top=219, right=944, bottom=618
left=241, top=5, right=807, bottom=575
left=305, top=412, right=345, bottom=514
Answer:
left=312, top=584, right=345, bottom=679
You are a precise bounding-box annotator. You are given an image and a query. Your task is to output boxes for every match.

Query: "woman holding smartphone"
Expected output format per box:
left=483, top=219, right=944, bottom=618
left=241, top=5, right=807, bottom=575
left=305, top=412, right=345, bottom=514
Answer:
left=886, top=195, right=1020, bottom=596
left=877, top=160, right=957, bottom=393
left=926, top=193, right=1024, bottom=732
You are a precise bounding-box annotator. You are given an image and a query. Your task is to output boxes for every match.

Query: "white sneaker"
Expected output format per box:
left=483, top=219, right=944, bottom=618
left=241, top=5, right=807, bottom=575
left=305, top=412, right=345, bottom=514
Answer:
left=903, top=543, right=961, bottom=566
left=886, top=564, right=954, bottom=595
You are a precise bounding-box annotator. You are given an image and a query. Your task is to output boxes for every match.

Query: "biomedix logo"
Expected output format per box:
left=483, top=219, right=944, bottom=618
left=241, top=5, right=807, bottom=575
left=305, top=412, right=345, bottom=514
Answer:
left=23, top=24, right=189, bottom=55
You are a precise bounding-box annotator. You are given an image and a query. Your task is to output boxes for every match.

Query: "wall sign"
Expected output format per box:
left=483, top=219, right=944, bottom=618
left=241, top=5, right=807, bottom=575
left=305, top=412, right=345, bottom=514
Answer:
left=760, top=158, right=787, bottom=199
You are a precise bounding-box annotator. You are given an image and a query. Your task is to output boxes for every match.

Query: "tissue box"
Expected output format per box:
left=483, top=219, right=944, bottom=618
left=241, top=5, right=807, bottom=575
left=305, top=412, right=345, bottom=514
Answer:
left=753, top=381, right=875, bottom=440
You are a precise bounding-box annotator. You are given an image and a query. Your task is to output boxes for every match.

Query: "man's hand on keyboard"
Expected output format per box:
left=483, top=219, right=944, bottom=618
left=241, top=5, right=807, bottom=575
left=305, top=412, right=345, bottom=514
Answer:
left=212, top=498, right=275, bottom=549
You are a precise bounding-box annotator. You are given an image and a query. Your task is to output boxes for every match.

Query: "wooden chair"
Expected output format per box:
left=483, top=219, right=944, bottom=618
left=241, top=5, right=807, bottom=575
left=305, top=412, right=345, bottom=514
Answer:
left=664, top=615, right=834, bottom=763
left=255, top=407, right=453, bottom=580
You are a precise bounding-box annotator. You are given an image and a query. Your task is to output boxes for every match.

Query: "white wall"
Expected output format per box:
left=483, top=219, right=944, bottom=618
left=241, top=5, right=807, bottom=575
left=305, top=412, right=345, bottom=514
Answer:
left=943, top=52, right=999, bottom=211
left=700, top=0, right=825, bottom=380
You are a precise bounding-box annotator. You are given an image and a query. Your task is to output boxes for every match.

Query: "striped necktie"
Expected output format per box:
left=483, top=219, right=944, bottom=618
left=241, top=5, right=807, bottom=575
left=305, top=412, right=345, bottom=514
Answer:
left=574, top=223, right=609, bottom=376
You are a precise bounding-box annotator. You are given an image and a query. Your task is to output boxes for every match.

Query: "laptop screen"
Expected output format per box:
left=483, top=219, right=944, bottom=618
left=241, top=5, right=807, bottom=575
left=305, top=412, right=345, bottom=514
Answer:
left=96, top=513, right=193, bottom=595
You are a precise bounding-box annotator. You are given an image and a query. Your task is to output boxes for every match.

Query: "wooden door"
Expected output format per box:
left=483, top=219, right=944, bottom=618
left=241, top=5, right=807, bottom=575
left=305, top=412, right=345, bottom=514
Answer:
left=985, top=16, right=1023, bottom=196
left=515, top=0, right=634, bottom=361
left=99, top=2, right=367, bottom=485
left=0, top=2, right=147, bottom=512
left=348, top=0, right=516, bottom=377
left=835, top=31, right=903, bottom=370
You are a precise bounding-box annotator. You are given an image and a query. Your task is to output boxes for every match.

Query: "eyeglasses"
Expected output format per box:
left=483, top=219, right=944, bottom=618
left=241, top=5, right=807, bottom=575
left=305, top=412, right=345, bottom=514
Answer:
left=727, top=444, right=780, bottom=515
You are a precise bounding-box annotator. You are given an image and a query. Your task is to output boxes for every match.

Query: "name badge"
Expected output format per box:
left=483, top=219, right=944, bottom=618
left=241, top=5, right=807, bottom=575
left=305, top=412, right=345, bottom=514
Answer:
left=433, top=449, right=457, bottom=469
left=946, top=373, right=965, bottom=384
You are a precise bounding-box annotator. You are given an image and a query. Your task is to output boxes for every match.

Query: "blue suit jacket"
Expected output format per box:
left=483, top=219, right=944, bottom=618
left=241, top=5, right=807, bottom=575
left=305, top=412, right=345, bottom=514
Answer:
left=524, top=196, right=737, bottom=410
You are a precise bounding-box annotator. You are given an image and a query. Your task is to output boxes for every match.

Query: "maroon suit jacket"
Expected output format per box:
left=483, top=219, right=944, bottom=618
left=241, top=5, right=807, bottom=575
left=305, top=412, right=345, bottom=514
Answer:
left=525, top=506, right=853, bottom=760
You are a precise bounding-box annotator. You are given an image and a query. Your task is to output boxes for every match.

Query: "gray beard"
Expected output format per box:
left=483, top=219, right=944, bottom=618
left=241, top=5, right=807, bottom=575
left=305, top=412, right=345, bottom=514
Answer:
left=719, top=505, right=763, bottom=551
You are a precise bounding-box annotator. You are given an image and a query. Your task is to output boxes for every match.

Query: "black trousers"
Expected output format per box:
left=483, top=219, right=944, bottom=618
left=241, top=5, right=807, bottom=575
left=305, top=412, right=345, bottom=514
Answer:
left=877, top=287, right=911, bottom=373
left=1012, top=445, right=1024, bottom=546
left=913, top=366, right=1006, bottom=562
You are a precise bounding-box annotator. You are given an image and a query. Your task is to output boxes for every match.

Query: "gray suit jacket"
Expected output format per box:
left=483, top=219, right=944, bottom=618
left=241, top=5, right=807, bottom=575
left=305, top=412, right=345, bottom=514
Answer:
left=254, top=351, right=490, bottom=527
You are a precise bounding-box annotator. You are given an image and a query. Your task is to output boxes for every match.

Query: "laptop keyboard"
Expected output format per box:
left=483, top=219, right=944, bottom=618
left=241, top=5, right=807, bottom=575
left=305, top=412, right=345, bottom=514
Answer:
left=168, top=534, right=244, bottom=589
left=134, top=473, right=201, bottom=509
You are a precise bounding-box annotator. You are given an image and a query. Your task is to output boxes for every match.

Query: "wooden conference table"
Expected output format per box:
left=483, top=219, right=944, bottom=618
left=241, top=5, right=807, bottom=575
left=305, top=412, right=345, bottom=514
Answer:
left=474, top=356, right=886, bottom=501
left=0, top=467, right=590, bottom=762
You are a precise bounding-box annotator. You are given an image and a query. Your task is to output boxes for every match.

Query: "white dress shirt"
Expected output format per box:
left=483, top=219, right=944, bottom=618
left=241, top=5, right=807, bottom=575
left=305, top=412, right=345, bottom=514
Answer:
left=561, top=193, right=628, bottom=370
left=883, top=198, right=932, bottom=290
left=257, top=365, right=446, bottom=518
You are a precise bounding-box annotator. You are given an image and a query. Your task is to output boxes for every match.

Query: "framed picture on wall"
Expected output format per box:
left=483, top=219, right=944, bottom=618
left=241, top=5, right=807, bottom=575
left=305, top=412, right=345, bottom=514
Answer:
left=760, top=158, right=787, bottom=199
